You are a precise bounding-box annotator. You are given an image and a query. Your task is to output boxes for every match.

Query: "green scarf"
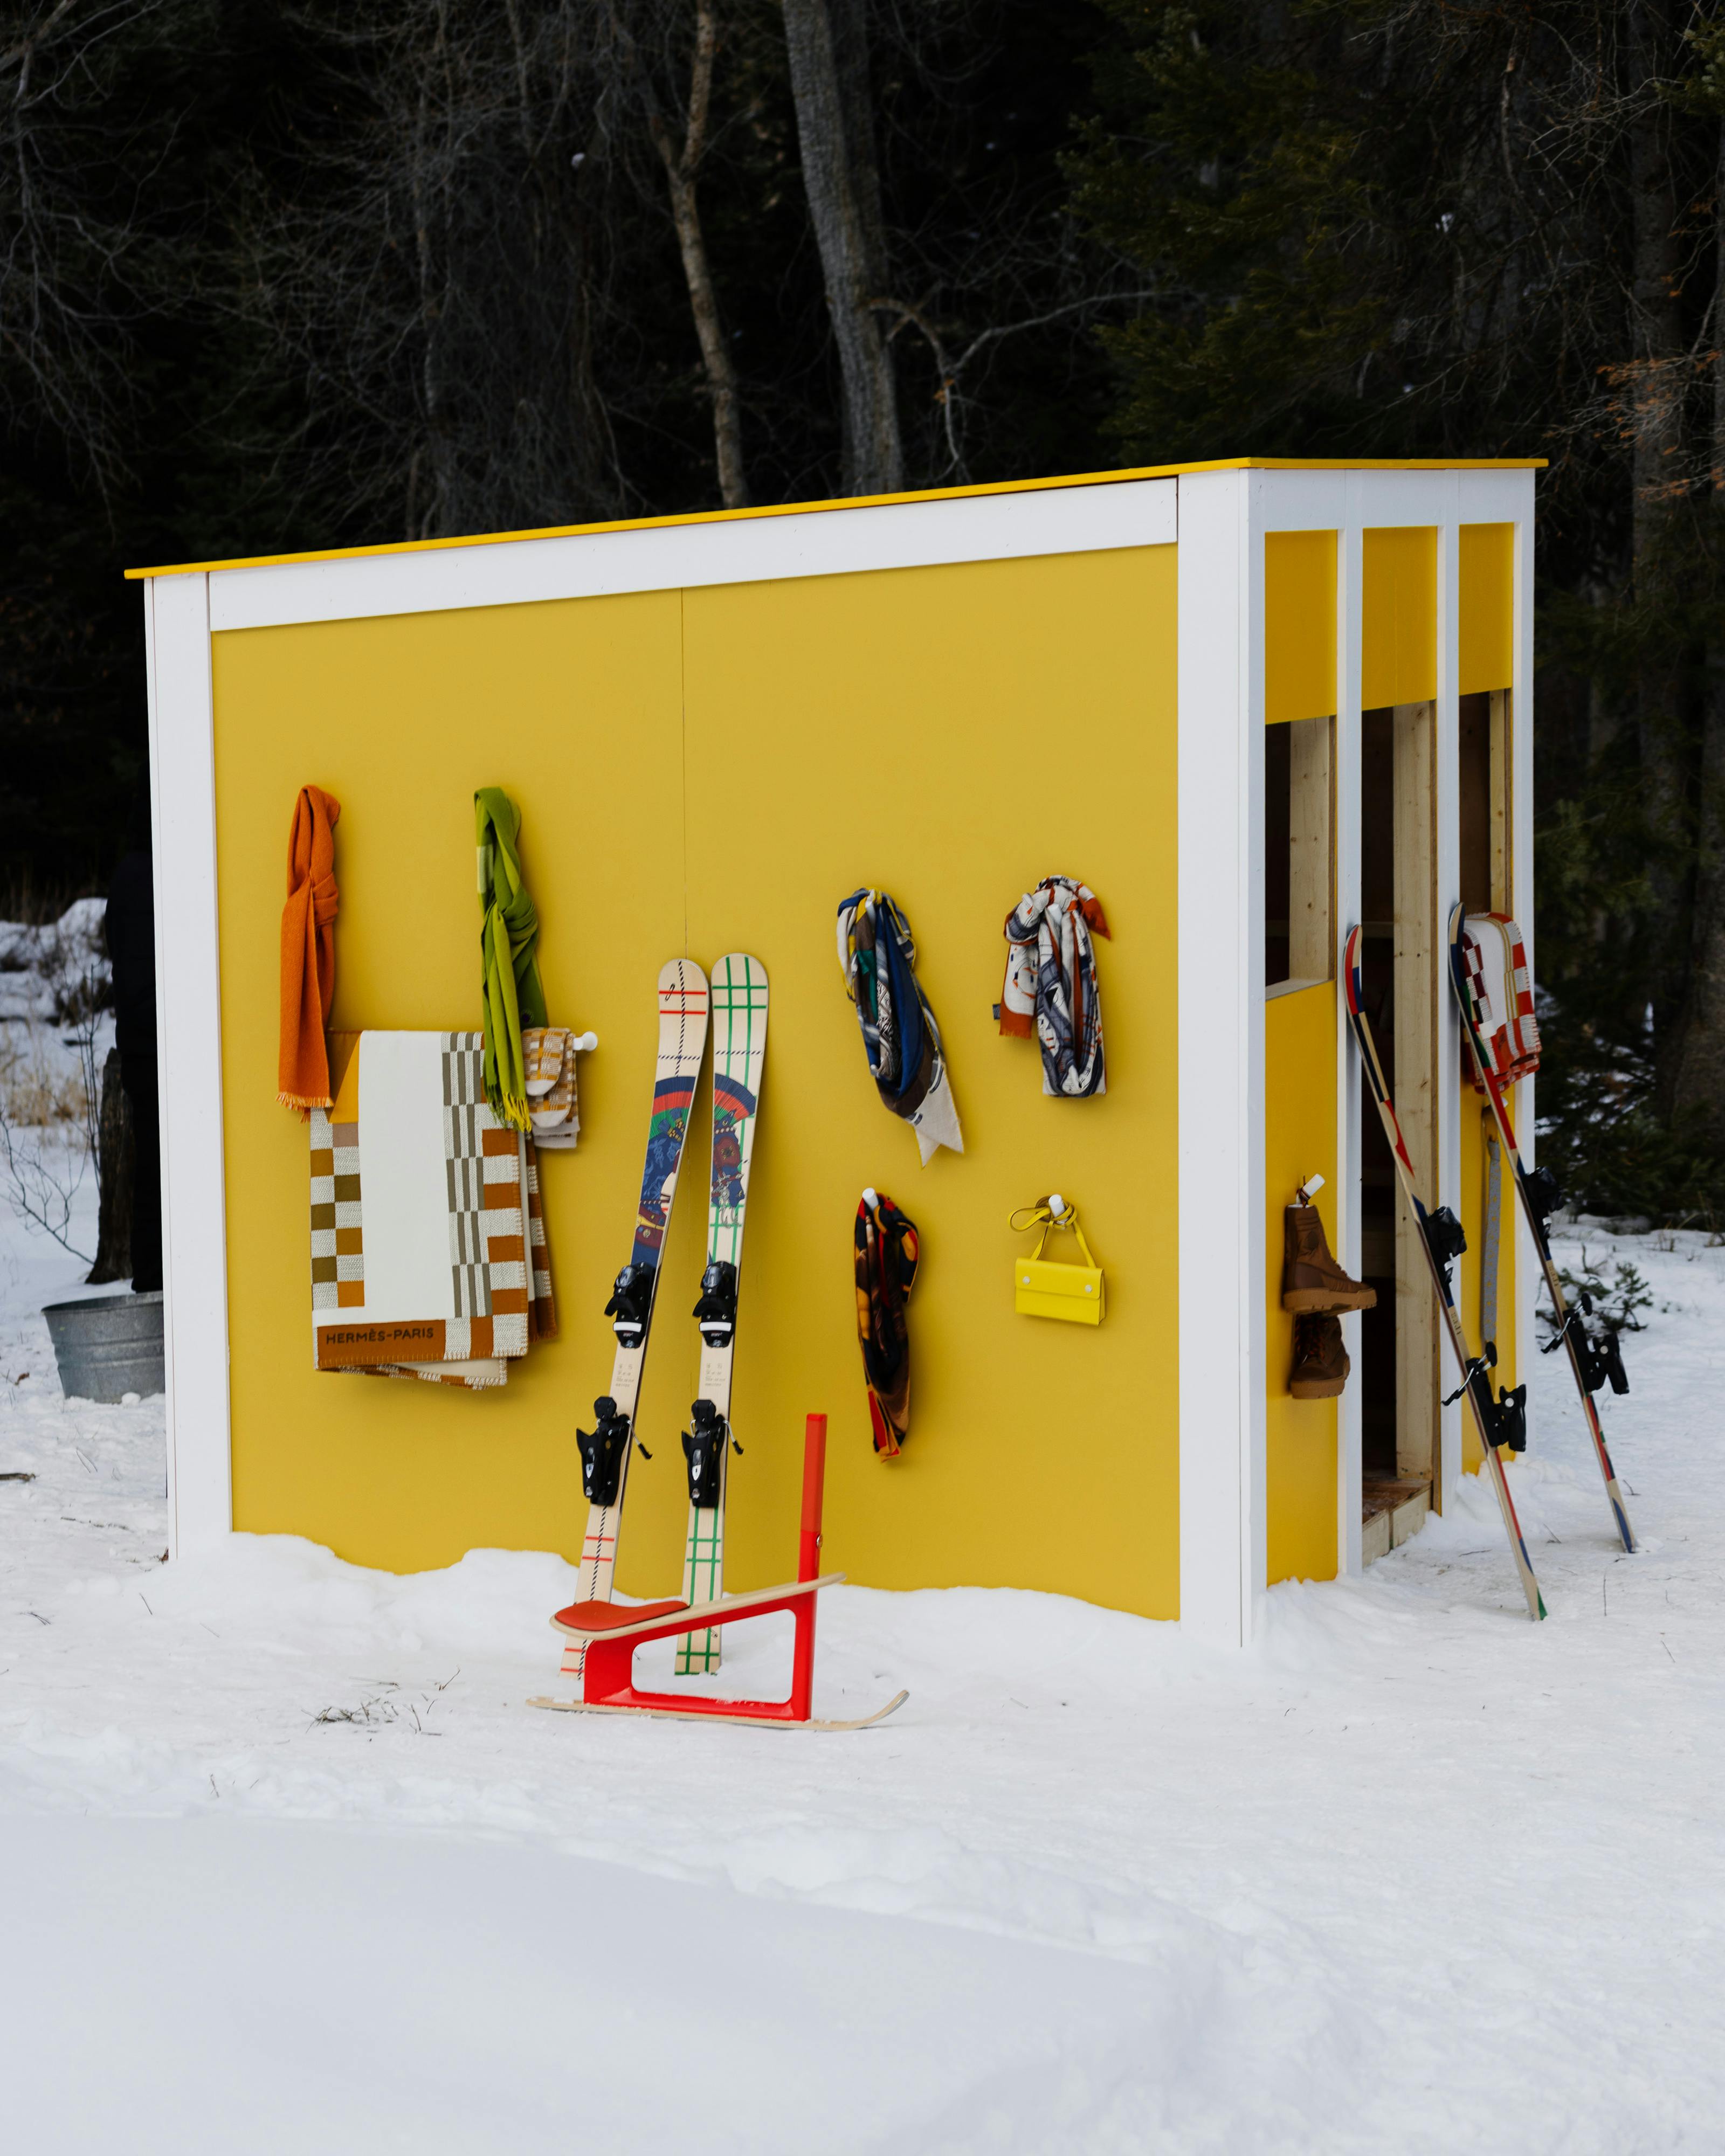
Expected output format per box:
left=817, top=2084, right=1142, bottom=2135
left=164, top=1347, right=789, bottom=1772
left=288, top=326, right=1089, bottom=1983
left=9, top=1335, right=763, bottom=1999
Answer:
left=475, top=787, right=547, bottom=1130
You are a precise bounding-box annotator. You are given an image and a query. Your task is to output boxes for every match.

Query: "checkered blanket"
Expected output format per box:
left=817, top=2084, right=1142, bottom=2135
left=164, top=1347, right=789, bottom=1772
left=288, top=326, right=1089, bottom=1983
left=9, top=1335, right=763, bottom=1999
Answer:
left=309, top=1031, right=557, bottom=1388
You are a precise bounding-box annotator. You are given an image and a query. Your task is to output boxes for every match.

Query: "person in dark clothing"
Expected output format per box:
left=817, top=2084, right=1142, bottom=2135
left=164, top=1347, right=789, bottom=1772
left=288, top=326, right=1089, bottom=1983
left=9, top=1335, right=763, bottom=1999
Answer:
left=105, top=789, right=161, bottom=1294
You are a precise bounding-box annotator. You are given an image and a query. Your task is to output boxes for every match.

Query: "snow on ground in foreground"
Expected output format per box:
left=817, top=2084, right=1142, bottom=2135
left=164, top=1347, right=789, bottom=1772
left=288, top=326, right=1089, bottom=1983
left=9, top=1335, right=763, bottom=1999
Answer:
left=2, top=1185, right=1724, bottom=2154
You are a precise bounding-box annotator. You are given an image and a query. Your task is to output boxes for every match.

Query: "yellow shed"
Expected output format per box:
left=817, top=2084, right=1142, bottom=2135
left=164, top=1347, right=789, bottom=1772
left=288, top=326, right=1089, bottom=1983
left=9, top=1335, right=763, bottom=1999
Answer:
left=132, top=457, right=1538, bottom=1648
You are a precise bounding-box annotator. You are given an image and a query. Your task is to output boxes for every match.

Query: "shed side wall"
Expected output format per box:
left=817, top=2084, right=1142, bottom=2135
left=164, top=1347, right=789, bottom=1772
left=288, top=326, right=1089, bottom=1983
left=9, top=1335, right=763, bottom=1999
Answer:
left=210, top=544, right=1181, bottom=1615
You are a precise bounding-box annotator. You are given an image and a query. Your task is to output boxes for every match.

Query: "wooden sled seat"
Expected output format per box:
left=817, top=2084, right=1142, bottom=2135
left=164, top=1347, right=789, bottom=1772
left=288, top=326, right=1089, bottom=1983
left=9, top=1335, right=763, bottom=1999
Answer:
left=551, top=1597, right=688, bottom=1636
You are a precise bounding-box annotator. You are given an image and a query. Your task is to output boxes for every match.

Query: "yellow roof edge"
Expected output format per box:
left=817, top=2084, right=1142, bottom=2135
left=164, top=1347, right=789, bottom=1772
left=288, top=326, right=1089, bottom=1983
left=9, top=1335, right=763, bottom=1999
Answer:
left=123, top=456, right=1547, bottom=581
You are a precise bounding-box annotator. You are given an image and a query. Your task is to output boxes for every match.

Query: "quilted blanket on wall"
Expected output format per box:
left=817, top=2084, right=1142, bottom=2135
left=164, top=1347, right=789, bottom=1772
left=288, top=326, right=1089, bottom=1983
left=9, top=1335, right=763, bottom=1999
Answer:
left=308, top=1032, right=557, bottom=1389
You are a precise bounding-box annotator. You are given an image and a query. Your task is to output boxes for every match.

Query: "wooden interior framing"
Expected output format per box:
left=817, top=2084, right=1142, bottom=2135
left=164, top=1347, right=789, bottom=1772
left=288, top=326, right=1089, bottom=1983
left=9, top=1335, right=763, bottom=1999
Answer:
left=1490, top=690, right=1511, bottom=910
left=1288, top=715, right=1333, bottom=984
left=1391, top=700, right=1439, bottom=1483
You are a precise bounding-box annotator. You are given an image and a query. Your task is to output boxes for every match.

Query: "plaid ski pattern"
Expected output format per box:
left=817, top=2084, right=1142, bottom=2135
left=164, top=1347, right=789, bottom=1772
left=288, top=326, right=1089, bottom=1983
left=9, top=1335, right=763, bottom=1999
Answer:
left=1461, top=915, right=1541, bottom=1092
left=675, top=953, right=769, bottom=1677
left=308, top=1108, right=364, bottom=1318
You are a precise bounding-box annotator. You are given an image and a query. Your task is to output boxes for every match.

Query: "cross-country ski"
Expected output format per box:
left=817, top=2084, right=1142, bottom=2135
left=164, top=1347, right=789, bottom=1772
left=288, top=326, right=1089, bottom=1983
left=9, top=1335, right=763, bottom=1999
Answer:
left=675, top=953, right=769, bottom=1674
left=1344, top=926, right=1546, bottom=1621
left=1448, top=903, right=1637, bottom=1553
left=558, top=960, right=708, bottom=1679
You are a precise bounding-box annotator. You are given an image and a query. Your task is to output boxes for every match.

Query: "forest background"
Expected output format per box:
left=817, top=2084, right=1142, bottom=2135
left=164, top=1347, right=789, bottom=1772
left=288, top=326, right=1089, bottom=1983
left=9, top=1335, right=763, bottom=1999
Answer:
left=3, top=0, right=1723, bottom=1219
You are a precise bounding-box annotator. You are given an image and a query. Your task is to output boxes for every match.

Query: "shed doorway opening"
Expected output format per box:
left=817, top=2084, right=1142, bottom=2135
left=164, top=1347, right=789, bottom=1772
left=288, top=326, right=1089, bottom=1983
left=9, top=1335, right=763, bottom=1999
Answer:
left=1358, top=701, right=1438, bottom=1561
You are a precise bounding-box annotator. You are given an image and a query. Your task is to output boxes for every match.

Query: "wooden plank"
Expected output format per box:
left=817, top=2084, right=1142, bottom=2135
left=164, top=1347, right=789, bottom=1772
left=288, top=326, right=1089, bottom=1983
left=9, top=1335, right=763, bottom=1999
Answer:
left=1389, top=1485, right=1431, bottom=1548
left=1362, top=1509, right=1392, bottom=1566
left=1288, top=715, right=1333, bottom=983
left=1489, top=689, right=1510, bottom=913
left=526, top=1688, right=909, bottom=1732
left=1392, top=700, right=1439, bottom=1482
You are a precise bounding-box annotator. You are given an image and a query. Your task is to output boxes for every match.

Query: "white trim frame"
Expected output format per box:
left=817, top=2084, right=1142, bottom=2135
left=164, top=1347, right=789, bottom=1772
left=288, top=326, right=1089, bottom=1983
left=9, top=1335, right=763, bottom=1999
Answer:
left=1175, top=468, right=1259, bottom=1648
left=1176, top=464, right=1538, bottom=1644
left=146, top=572, right=233, bottom=1558
left=1509, top=499, right=1539, bottom=1440
left=142, top=475, right=1177, bottom=1558
left=206, top=477, right=1176, bottom=633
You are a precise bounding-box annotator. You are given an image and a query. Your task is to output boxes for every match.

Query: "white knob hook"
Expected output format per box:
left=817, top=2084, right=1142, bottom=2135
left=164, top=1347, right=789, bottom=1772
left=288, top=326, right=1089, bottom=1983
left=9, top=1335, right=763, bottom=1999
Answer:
left=573, top=1031, right=598, bottom=1054
left=1047, top=1191, right=1067, bottom=1222
left=862, top=1186, right=880, bottom=1211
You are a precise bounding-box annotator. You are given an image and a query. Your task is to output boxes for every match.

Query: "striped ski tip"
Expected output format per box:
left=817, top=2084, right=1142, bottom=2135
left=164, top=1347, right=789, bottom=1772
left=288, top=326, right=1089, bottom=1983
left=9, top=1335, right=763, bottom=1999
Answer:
left=657, top=957, right=710, bottom=1013
left=1342, top=925, right=1367, bottom=1015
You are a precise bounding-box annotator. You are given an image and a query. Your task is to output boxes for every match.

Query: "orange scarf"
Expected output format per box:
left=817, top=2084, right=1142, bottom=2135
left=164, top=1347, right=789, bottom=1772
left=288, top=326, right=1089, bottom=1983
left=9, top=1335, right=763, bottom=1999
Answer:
left=278, top=786, right=341, bottom=1110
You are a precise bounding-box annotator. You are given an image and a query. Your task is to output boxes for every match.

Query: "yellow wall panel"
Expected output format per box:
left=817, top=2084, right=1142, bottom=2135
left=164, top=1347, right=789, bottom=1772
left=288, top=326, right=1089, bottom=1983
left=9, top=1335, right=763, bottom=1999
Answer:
left=1264, top=981, right=1338, bottom=1584
left=1264, top=531, right=1337, bottom=724
left=1459, top=523, right=1514, bottom=695
left=1361, top=527, right=1437, bottom=709
left=211, top=545, right=1183, bottom=1618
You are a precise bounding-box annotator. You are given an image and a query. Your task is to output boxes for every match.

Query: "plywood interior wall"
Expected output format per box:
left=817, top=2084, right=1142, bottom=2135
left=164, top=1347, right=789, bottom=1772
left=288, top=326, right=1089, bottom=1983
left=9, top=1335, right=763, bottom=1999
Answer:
left=209, top=544, right=1183, bottom=1617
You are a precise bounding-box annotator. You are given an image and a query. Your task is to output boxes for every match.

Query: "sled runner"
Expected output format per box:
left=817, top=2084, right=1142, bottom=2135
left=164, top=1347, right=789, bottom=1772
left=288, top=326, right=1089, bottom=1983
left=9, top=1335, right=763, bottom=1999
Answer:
left=529, top=1413, right=907, bottom=1731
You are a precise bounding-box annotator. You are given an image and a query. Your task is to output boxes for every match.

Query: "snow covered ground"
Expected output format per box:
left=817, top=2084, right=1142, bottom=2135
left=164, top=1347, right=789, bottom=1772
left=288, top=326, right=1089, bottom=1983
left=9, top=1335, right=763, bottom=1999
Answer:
left=2, top=1174, right=1722, bottom=2153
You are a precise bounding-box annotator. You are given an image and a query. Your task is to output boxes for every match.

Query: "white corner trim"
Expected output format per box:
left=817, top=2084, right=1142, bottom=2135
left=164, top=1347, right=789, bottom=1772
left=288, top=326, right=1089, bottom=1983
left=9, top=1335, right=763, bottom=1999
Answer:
left=1176, top=468, right=1259, bottom=1648
left=1333, top=501, right=1365, bottom=1577
left=1434, top=477, right=1465, bottom=1514
left=1509, top=486, right=1539, bottom=1440
left=147, top=572, right=233, bottom=1557
left=205, top=476, right=1179, bottom=633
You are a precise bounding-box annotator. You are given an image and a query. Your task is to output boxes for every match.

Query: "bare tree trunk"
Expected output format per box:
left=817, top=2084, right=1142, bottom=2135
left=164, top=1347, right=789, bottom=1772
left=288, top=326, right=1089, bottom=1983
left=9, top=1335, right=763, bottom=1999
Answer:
left=779, top=0, right=902, bottom=495
left=1671, top=113, right=1725, bottom=1142
left=1626, top=0, right=1694, bottom=1112
left=86, top=1050, right=133, bottom=1286
left=637, top=1, right=749, bottom=507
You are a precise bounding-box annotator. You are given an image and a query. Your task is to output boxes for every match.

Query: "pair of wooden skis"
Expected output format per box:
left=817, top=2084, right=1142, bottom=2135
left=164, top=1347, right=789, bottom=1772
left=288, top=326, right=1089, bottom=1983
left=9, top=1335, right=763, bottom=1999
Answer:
left=1344, top=908, right=1636, bottom=1623
left=558, top=955, right=768, bottom=1682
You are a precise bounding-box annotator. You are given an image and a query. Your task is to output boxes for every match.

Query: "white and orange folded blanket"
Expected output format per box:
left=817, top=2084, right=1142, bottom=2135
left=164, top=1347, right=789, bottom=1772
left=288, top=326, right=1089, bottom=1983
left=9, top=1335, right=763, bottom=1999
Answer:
left=308, top=1031, right=557, bottom=1389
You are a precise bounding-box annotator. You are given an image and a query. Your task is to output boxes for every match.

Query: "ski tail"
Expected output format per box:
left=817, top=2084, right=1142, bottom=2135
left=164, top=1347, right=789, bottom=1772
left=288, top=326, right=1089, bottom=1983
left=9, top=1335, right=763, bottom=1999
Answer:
left=1344, top=928, right=1547, bottom=1620
left=1446, top=906, right=1636, bottom=1554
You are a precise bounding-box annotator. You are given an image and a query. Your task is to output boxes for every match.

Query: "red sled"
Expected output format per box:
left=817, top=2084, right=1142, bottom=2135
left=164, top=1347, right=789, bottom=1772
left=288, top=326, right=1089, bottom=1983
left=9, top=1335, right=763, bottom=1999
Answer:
left=527, top=1413, right=907, bottom=1732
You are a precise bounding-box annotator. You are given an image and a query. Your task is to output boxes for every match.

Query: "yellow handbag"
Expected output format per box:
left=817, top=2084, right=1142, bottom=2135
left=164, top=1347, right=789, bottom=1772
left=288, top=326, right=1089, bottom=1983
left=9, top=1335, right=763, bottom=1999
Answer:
left=1010, top=1195, right=1105, bottom=1325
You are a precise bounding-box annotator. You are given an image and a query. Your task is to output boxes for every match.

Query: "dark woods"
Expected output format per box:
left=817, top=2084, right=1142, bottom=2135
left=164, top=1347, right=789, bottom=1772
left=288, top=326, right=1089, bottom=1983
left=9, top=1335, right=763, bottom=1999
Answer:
left=3, top=0, right=1724, bottom=1215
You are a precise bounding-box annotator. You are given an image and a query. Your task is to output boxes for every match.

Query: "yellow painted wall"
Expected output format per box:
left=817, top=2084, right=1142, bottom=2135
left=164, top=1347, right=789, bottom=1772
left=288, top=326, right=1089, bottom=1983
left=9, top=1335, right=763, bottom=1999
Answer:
left=1456, top=1089, right=1520, bottom=1474
left=1458, top=524, right=1514, bottom=695
left=1264, top=532, right=1337, bottom=724
left=1264, top=981, right=1338, bottom=1584
left=210, top=544, right=1183, bottom=1616
left=1361, top=528, right=1437, bottom=708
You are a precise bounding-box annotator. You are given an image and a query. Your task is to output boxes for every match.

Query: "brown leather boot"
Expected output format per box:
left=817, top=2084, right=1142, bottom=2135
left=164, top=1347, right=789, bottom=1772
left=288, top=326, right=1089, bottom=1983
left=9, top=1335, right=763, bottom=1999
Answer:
left=1289, top=1314, right=1349, bottom=1398
left=1281, top=1203, right=1376, bottom=1312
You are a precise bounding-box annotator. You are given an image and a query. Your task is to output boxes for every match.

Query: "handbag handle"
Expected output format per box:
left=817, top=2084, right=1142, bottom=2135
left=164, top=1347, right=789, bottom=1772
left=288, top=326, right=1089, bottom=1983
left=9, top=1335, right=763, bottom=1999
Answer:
left=1009, top=1195, right=1098, bottom=1270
